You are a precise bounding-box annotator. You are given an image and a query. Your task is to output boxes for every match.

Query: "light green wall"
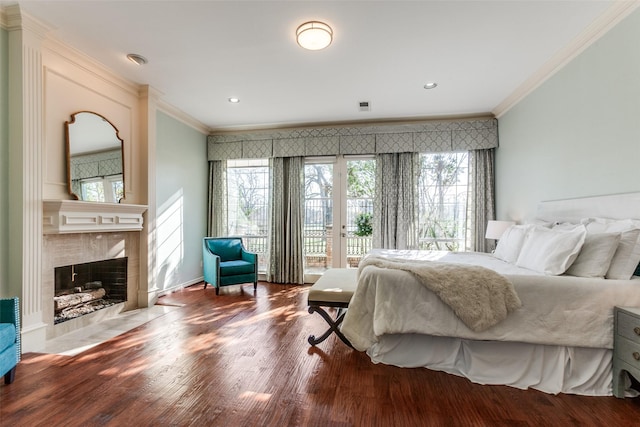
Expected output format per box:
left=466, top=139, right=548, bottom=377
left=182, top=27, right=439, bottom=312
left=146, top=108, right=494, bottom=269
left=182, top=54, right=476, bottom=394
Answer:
left=155, top=111, right=208, bottom=291
left=496, top=9, right=640, bottom=222
left=0, top=27, right=8, bottom=297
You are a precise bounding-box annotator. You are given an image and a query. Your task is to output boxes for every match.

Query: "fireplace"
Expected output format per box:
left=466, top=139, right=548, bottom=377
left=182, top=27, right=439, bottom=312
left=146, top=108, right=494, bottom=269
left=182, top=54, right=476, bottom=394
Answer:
left=54, top=258, right=128, bottom=324
left=42, top=231, right=141, bottom=339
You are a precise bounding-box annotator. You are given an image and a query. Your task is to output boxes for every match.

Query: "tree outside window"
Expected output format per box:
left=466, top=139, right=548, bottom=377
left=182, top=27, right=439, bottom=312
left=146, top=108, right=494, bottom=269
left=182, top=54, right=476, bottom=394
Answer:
left=418, top=152, right=468, bottom=251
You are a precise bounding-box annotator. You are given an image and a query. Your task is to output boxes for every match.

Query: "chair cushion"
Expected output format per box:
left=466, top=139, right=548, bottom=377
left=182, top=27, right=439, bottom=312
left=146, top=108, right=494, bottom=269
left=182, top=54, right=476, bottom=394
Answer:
left=0, top=324, right=16, bottom=353
left=207, top=239, right=242, bottom=262
left=220, top=260, right=255, bottom=276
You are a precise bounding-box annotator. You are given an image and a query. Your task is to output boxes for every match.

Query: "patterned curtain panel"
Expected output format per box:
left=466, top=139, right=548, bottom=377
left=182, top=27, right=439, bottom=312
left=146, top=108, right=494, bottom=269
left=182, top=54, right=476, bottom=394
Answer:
left=466, top=149, right=496, bottom=252
left=373, top=152, right=419, bottom=250
left=266, top=157, right=305, bottom=284
left=207, top=160, right=227, bottom=237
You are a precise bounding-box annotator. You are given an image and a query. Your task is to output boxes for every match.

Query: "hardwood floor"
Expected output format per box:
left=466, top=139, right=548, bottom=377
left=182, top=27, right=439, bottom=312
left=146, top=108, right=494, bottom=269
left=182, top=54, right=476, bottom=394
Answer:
left=2, top=282, right=640, bottom=426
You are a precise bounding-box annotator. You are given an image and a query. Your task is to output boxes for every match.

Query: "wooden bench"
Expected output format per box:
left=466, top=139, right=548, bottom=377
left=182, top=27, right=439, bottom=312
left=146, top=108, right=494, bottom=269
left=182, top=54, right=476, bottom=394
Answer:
left=307, top=268, right=358, bottom=347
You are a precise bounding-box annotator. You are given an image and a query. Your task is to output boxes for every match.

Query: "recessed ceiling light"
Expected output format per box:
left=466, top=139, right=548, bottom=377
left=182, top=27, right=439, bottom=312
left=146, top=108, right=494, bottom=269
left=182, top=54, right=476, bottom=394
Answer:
left=126, top=53, right=147, bottom=65
left=228, top=97, right=240, bottom=103
left=296, top=21, right=333, bottom=50
left=424, top=82, right=438, bottom=89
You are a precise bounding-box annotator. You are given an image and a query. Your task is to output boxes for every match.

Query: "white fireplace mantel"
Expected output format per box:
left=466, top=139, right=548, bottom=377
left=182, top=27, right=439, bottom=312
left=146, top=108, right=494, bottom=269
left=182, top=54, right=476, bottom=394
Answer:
left=43, top=200, right=148, bottom=234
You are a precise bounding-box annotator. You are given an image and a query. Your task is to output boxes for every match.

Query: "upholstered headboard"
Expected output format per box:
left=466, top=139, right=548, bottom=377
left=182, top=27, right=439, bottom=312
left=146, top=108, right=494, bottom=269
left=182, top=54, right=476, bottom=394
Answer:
left=535, top=192, right=640, bottom=223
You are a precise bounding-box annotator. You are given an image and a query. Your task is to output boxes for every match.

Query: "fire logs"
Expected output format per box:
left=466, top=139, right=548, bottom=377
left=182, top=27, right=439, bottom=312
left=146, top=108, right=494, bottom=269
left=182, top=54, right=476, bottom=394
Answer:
left=54, top=288, right=106, bottom=312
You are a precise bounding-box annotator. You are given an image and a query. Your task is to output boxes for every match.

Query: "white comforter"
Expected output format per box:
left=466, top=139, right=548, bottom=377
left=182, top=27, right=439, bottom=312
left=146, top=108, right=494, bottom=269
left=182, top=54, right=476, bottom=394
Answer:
left=341, top=250, right=640, bottom=351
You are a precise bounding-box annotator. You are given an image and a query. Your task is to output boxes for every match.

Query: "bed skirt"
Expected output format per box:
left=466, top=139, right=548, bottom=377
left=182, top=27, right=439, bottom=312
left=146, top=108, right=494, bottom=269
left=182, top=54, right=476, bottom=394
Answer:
left=366, top=334, right=620, bottom=396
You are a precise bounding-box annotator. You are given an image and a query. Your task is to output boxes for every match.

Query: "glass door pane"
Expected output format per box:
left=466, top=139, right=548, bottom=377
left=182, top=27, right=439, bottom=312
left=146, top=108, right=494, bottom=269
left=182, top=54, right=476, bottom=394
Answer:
left=343, top=159, right=375, bottom=268
left=304, top=162, right=334, bottom=274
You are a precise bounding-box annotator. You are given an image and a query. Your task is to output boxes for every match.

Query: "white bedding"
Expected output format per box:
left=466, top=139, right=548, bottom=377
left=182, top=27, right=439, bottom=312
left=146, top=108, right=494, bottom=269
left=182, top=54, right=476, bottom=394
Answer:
left=341, top=249, right=640, bottom=351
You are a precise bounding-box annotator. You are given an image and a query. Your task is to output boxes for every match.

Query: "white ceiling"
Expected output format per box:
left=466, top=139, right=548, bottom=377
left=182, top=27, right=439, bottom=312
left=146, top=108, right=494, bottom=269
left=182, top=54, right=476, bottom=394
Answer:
left=8, top=1, right=630, bottom=131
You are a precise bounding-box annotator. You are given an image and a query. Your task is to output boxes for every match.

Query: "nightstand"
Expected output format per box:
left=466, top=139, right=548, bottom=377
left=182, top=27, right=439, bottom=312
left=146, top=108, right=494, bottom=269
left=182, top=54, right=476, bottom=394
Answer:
left=613, top=307, right=640, bottom=398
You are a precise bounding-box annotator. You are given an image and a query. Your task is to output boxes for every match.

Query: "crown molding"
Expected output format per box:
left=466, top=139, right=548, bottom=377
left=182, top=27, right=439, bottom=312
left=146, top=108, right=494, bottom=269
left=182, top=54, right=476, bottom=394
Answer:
left=493, top=1, right=640, bottom=118
left=0, top=6, right=7, bottom=29
left=2, top=4, right=52, bottom=36
left=44, top=37, right=141, bottom=97
left=157, top=100, right=211, bottom=135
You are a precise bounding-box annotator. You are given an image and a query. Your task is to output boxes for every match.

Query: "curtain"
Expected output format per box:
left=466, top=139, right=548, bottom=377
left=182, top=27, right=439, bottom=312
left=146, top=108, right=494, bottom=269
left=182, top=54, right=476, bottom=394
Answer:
left=207, top=160, right=227, bottom=237
left=373, top=152, right=419, bottom=250
left=266, top=157, right=305, bottom=284
left=466, top=149, right=496, bottom=252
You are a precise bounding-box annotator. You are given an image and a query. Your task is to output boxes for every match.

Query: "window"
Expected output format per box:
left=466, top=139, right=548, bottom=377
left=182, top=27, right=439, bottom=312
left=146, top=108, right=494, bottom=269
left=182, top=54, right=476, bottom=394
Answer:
left=418, top=152, right=468, bottom=251
left=80, top=175, right=124, bottom=203
left=226, top=159, right=269, bottom=272
left=344, top=158, right=375, bottom=267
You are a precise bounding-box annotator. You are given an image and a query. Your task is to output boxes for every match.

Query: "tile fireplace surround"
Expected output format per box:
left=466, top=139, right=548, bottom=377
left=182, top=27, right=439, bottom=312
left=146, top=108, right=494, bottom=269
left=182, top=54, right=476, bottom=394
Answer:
left=41, top=201, right=147, bottom=339
left=43, top=232, right=140, bottom=339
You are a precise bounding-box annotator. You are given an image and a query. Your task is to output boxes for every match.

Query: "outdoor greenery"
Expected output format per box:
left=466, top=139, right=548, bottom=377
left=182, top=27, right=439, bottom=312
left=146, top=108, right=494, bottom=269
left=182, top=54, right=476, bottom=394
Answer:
left=417, top=153, right=468, bottom=251
left=347, top=160, right=375, bottom=198
left=354, top=212, right=373, bottom=237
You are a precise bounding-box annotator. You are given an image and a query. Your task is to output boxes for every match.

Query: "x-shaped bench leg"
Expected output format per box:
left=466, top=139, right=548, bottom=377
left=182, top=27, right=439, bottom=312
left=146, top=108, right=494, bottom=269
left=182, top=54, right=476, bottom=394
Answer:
left=308, top=305, right=353, bottom=348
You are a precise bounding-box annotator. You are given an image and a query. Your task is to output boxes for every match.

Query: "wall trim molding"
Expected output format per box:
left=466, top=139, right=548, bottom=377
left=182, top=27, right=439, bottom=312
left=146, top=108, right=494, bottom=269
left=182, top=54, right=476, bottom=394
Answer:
left=493, top=1, right=640, bottom=118
left=44, top=38, right=141, bottom=98
left=157, top=100, right=211, bottom=135
left=0, top=6, right=7, bottom=29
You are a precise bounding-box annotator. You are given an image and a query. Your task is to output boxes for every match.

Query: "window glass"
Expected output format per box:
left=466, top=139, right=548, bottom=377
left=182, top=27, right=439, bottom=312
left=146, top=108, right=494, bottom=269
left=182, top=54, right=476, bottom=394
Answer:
left=80, top=175, right=123, bottom=203
left=345, top=159, right=375, bottom=267
left=226, top=159, right=269, bottom=271
left=418, top=152, right=468, bottom=251
left=304, top=163, right=334, bottom=273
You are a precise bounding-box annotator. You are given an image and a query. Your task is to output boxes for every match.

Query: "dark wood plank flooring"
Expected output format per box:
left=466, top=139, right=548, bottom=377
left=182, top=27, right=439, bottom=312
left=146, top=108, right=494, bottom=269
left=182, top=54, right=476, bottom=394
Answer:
left=2, top=282, right=640, bottom=426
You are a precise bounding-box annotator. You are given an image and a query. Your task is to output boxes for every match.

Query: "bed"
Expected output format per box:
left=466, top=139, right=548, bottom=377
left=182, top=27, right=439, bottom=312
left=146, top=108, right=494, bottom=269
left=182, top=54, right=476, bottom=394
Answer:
left=340, top=192, right=640, bottom=396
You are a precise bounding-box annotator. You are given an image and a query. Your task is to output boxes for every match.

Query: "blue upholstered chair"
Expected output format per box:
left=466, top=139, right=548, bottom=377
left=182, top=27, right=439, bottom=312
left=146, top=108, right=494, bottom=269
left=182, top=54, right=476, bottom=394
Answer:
left=0, top=297, right=20, bottom=385
left=203, top=237, right=258, bottom=295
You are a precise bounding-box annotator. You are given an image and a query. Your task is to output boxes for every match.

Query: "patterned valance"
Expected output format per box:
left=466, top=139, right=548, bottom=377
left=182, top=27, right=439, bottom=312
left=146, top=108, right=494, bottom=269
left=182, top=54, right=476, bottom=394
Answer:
left=70, top=149, right=123, bottom=180
left=207, top=118, right=497, bottom=161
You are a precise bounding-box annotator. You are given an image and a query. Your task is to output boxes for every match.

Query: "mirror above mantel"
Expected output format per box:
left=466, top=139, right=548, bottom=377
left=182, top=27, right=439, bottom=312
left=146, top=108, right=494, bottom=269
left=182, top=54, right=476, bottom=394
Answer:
left=65, top=111, right=125, bottom=203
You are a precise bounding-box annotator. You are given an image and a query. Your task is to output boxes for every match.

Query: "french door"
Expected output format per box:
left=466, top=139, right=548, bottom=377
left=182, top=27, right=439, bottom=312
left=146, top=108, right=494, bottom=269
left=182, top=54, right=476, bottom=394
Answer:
left=304, top=156, right=375, bottom=278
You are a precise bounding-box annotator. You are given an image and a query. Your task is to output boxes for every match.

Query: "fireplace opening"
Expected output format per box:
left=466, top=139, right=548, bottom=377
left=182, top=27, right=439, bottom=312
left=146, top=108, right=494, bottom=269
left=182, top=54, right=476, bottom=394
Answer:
left=54, top=257, right=127, bottom=324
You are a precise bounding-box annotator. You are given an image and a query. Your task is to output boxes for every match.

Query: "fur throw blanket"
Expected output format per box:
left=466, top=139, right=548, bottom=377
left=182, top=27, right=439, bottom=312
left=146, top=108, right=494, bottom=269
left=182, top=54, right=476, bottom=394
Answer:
left=358, top=255, right=522, bottom=332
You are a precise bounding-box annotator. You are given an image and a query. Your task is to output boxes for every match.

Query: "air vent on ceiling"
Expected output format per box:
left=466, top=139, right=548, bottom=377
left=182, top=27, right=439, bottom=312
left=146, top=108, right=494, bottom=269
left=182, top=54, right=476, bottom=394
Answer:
left=359, top=101, right=371, bottom=112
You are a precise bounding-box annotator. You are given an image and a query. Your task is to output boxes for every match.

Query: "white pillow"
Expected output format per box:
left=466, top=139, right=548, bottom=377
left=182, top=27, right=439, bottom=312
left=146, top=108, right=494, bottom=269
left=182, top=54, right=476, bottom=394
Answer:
left=606, top=229, right=640, bottom=280
left=585, top=218, right=640, bottom=233
left=582, top=218, right=640, bottom=280
left=493, top=225, right=532, bottom=264
left=553, top=222, right=582, bottom=231
left=516, top=225, right=587, bottom=275
left=526, top=219, right=554, bottom=228
left=565, top=232, right=621, bottom=278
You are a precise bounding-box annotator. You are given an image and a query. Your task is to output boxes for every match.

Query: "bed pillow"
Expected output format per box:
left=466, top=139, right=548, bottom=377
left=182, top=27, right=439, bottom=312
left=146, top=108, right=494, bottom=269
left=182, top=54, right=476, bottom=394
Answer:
left=581, top=218, right=640, bottom=280
left=515, top=225, right=586, bottom=275
left=526, top=219, right=554, bottom=228
left=584, top=218, right=640, bottom=233
left=606, top=229, right=640, bottom=280
left=493, top=225, right=532, bottom=264
left=565, top=232, right=621, bottom=278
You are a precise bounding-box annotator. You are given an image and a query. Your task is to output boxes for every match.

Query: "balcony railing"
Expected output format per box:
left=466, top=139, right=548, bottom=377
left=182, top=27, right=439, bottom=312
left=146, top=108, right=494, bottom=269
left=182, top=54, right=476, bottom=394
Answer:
left=238, top=230, right=373, bottom=273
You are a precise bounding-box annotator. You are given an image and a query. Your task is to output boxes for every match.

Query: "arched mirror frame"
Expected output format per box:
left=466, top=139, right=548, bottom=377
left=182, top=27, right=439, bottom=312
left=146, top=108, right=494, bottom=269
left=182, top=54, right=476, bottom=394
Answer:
left=65, top=111, right=125, bottom=202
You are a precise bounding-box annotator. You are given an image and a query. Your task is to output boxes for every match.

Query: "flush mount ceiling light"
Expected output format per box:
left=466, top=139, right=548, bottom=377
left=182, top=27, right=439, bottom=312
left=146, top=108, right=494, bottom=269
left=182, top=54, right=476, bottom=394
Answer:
left=423, top=82, right=438, bottom=89
left=228, top=97, right=240, bottom=103
left=126, top=53, right=147, bottom=65
left=296, top=21, right=333, bottom=50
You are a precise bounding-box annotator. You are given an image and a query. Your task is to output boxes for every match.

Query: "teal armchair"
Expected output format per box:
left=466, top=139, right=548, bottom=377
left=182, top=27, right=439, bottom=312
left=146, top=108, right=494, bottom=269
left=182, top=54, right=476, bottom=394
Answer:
left=203, top=237, right=258, bottom=295
left=0, top=297, right=20, bottom=385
